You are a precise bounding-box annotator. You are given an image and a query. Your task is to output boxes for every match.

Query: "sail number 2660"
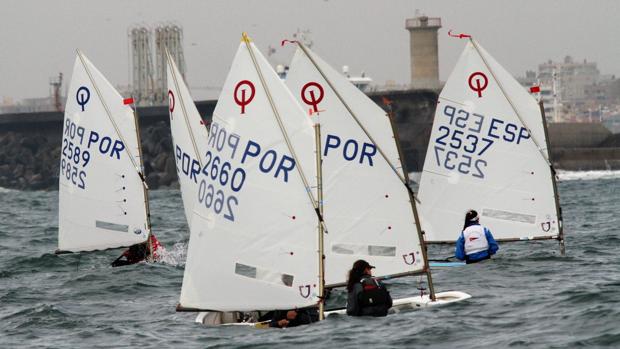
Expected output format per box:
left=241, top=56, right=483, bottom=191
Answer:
left=197, top=181, right=238, bottom=222
left=196, top=151, right=246, bottom=222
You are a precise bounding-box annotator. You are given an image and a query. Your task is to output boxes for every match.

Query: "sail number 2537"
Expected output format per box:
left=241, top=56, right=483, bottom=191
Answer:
left=432, top=104, right=496, bottom=179
left=432, top=103, right=531, bottom=179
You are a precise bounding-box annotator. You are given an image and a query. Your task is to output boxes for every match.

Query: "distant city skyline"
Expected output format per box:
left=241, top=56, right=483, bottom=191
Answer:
left=1, top=0, right=619, bottom=102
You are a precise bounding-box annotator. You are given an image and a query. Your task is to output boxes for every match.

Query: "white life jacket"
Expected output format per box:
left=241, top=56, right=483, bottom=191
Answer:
left=463, top=225, right=489, bottom=255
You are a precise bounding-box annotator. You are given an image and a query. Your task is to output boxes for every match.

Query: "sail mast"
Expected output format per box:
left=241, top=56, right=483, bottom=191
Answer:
left=538, top=101, right=565, bottom=255
left=131, top=106, right=154, bottom=260
left=294, top=42, right=434, bottom=299
left=314, top=122, right=326, bottom=320
left=242, top=33, right=326, bottom=313
left=385, top=103, right=435, bottom=301
left=242, top=33, right=326, bottom=228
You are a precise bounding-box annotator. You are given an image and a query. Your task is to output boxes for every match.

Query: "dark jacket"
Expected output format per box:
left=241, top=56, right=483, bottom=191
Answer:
left=346, top=275, right=393, bottom=317
left=268, top=308, right=318, bottom=328
left=111, top=243, right=148, bottom=267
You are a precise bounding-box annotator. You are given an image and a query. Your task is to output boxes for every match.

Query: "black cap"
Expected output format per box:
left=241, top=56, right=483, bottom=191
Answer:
left=353, top=259, right=375, bottom=271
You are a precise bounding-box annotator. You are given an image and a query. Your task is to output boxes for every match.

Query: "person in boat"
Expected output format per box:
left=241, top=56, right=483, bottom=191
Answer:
left=267, top=308, right=319, bottom=328
left=455, top=209, right=499, bottom=264
left=111, top=234, right=163, bottom=267
left=346, top=259, right=393, bottom=317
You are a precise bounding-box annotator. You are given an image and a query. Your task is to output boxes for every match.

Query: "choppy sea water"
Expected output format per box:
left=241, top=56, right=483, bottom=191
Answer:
left=1, top=171, right=620, bottom=348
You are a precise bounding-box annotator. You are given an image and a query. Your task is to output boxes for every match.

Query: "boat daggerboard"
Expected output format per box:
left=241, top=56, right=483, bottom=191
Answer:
left=417, top=39, right=560, bottom=243
left=285, top=45, right=427, bottom=287
left=178, top=35, right=321, bottom=312
left=58, top=52, right=149, bottom=253
left=166, top=51, right=211, bottom=227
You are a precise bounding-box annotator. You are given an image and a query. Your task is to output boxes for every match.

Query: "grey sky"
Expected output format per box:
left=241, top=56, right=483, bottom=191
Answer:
left=1, top=0, right=619, bottom=101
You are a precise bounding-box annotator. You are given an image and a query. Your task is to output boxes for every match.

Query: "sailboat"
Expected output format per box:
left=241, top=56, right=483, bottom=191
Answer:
left=56, top=51, right=156, bottom=259
left=176, top=33, right=324, bottom=323
left=417, top=36, right=564, bottom=256
left=282, top=41, right=471, bottom=315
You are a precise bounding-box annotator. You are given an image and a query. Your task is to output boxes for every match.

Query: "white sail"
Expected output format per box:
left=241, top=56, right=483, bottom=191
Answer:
left=179, top=36, right=320, bottom=312
left=58, top=52, right=149, bottom=252
left=285, top=46, right=427, bottom=287
left=418, top=39, right=560, bottom=243
left=166, top=52, right=211, bottom=227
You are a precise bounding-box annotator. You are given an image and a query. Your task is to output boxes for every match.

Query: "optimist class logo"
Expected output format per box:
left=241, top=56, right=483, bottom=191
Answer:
left=234, top=80, right=256, bottom=114
left=301, top=82, right=324, bottom=115
left=468, top=72, right=488, bottom=98
left=76, top=86, right=91, bottom=112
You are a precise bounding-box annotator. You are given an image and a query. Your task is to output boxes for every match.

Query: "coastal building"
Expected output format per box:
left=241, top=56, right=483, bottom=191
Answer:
left=520, top=56, right=620, bottom=126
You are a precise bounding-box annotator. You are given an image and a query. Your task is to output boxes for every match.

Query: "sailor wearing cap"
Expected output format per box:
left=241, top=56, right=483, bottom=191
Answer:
left=346, top=259, right=393, bottom=317
left=455, top=209, right=499, bottom=264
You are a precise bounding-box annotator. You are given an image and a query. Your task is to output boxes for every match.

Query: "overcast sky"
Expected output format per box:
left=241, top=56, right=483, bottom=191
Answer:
left=1, top=0, right=619, bottom=101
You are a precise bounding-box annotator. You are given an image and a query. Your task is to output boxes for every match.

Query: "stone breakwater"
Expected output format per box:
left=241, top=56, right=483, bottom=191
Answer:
left=0, top=90, right=618, bottom=190
left=0, top=121, right=177, bottom=190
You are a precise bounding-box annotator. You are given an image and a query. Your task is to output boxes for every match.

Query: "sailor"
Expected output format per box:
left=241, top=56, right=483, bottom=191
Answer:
left=455, top=210, right=499, bottom=264
left=111, top=234, right=163, bottom=267
left=267, top=308, right=319, bottom=328
left=346, top=259, right=393, bottom=317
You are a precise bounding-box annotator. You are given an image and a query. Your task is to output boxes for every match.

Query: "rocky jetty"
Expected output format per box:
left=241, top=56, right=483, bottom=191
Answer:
left=0, top=121, right=179, bottom=191
left=1, top=89, right=619, bottom=191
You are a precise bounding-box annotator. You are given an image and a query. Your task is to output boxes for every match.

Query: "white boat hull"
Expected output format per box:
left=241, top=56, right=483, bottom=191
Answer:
left=195, top=291, right=471, bottom=325
left=325, top=290, right=471, bottom=316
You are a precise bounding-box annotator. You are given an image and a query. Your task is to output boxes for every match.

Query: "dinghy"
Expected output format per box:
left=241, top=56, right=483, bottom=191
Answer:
left=56, top=51, right=157, bottom=259
left=283, top=41, right=471, bottom=312
left=175, top=34, right=325, bottom=325
left=417, top=36, right=564, bottom=255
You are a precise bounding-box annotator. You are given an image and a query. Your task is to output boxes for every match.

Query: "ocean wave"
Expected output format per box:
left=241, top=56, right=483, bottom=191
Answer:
left=557, top=170, right=620, bottom=182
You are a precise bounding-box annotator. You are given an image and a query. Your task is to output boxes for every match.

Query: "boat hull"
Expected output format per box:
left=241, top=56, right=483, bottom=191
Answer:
left=194, top=291, right=471, bottom=325
left=325, top=290, right=471, bottom=316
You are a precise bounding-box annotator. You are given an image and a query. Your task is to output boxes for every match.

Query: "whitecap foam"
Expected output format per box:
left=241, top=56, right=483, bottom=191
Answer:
left=557, top=170, right=620, bottom=182
left=155, top=242, right=187, bottom=266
